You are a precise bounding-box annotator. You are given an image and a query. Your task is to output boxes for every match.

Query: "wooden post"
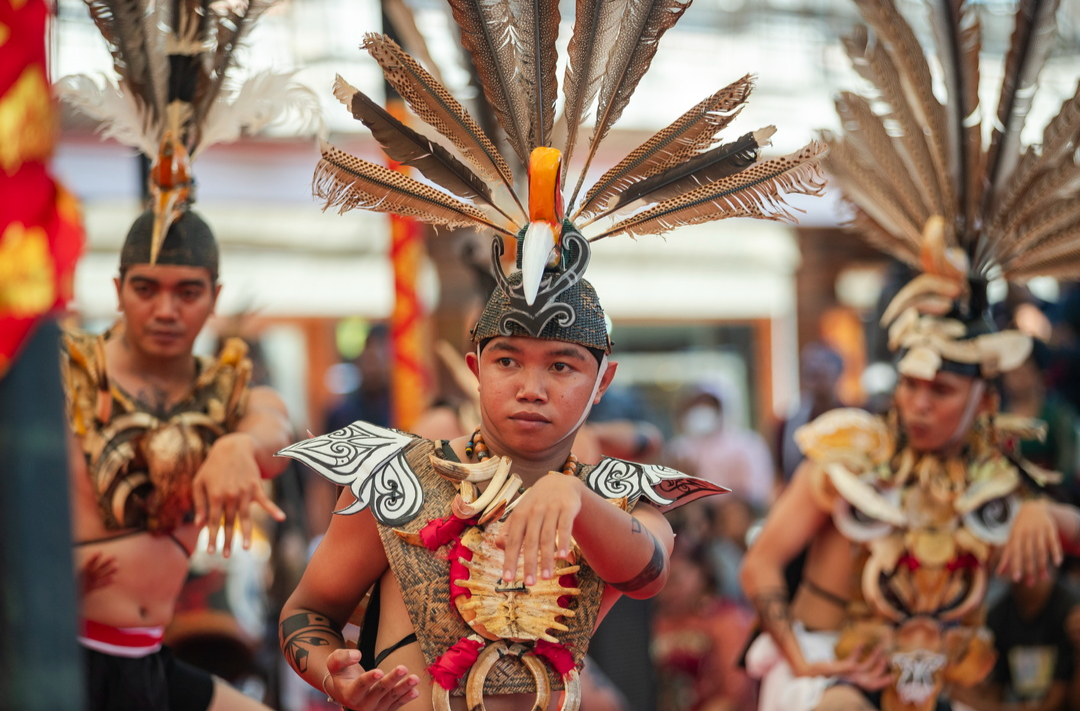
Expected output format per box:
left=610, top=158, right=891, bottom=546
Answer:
left=0, top=319, right=83, bottom=709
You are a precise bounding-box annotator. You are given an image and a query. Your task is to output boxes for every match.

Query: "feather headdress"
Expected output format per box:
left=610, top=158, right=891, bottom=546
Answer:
left=57, top=0, right=321, bottom=263
left=825, top=0, right=1080, bottom=379
left=319, top=0, right=828, bottom=343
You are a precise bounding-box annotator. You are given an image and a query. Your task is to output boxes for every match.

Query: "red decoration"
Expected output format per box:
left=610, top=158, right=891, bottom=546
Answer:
left=427, top=636, right=483, bottom=690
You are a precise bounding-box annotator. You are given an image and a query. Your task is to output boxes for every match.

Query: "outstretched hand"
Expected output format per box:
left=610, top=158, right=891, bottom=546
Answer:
left=78, top=552, right=118, bottom=596
left=324, top=648, right=420, bottom=711
left=497, top=472, right=584, bottom=586
left=800, top=645, right=892, bottom=691
left=193, top=432, right=286, bottom=557
left=997, top=499, right=1062, bottom=585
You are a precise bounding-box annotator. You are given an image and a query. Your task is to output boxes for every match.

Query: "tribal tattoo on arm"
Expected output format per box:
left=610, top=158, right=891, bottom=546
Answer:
left=751, top=588, right=799, bottom=648
left=609, top=519, right=666, bottom=593
left=280, top=611, right=344, bottom=675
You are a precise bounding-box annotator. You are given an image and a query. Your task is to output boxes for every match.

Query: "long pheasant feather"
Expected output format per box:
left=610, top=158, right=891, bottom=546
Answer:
left=314, top=142, right=513, bottom=236
left=192, top=0, right=276, bottom=151
left=568, top=0, right=692, bottom=208
left=445, top=0, right=532, bottom=164
left=832, top=91, right=929, bottom=233
left=560, top=0, right=628, bottom=173
left=852, top=0, right=955, bottom=220
left=333, top=76, right=514, bottom=225
left=84, top=0, right=165, bottom=121
left=593, top=141, right=827, bottom=240
left=821, top=133, right=924, bottom=248
left=511, top=0, right=560, bottom=149
left=363, top=33, right=524, bottom=218
left=589, top=127, right=771, bottom=221
left=930, top=0, right=982, bottom=237
left=985, top=0, right=1060, bottom=205
left=841, top=27, right=946, bottom=217
left=573, top=76, right=754, bottom=221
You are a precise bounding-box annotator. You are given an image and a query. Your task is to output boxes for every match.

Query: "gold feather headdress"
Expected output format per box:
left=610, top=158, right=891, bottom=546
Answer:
left=825, top=0, right=1080, bottom=379
left=57, top=0, right=321, bottom=264
left=318, top=0, right=829, bottom=342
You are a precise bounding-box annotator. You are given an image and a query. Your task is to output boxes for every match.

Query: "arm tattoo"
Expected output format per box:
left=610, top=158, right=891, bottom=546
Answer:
left=751, top=590, right=793, bottom=627
left=279, top=612, right=342, bottom=673
left=609, top=527, right=665, bottom=592
left=751, top=589, right=800, bottom=648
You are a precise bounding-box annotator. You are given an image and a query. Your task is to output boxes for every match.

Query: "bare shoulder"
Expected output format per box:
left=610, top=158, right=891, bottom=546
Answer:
left=747, top=461, right=833, bottom=556
left=246, top=384, right=288, bottom=414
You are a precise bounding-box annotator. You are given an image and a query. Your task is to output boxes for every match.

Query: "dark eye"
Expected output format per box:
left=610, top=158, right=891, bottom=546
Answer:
left=963, top=495, right=1017, bottom=544
left=832, top=489, right=898, bottom=542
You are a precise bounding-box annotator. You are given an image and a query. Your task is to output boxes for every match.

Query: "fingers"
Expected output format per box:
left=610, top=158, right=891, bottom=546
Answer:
left=501, top=515, right=525, bottom=584
left=327, top=647, right=363, bottom=674
left=555, top=510, right=573, bottom=561
left=521, top=507, right=547, bottom=586
left=255, top=485, right=287, bottom=522
left=205, top=492, right=223, bottom=555
left=341, top=665, right=420, bottom=711
left=221, top=492, right=247, bottom=559
left=192, top=481, right=208, bottom=529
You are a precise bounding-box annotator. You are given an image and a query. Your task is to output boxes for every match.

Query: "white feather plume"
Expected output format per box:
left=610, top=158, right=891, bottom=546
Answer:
left=196, top=70, right=325, bottom=157
left=54, top=74, right=158, bottom=156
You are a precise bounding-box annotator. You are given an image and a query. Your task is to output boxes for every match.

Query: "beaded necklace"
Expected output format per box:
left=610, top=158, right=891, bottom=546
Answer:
left=466, top=426, right=580, bottom=478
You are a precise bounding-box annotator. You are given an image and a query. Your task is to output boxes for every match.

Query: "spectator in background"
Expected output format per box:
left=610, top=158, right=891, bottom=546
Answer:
left=652, top=538, right=756, bottom=711
left=774, top=342, right=845, bottom=486
left=307, top=324, right=394, bottom=541
left=666, top=384, right=775, bottom=513
left=1002, top=341, right=1080, bottom=503
left=703, top=496, right=755, bottom=604
left=323, top=324, right=392, bottom=433
left=951, top=566, right=1080, bottom=711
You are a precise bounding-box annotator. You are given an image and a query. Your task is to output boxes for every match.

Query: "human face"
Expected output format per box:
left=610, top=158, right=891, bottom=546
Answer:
left=466, top=336, right=615, bottom=460
left=114, top=264, right=218, bottom=360
left=894, top=371, right=987, bottom=454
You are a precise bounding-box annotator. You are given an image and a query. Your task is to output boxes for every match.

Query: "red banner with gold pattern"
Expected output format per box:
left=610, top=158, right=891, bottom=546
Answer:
left=0, top=0, right=85, bottom=378
left=386, top=97, right=430, bottom=430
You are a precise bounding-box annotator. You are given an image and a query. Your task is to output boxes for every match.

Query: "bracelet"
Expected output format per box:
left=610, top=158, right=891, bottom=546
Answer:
left=322, top=671, right=334, bottom=703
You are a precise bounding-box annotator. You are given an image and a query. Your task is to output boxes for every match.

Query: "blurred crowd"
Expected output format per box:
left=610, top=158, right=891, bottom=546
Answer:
left=164, top=281, right=1080, bottom=711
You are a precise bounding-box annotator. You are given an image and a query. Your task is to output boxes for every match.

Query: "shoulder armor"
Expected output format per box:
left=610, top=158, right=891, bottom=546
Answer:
left=277, top=421, right=425, bottom=526
left=794, top=408, right=894, bottom=469
left=586, top=457, right=726, bottom=513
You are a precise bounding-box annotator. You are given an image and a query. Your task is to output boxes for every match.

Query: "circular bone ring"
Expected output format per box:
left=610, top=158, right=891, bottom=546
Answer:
left=432, top=640, right=581, bottom=711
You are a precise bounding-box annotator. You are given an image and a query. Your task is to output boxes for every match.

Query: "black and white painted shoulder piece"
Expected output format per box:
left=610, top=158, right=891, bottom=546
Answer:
left=277, top=422, right=424, bottom=527
left=587, top=457, right=727, bottom=513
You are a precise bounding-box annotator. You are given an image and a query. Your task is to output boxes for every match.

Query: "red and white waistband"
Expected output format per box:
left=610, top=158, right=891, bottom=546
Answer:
left=79, top=619, right=165, bottom=658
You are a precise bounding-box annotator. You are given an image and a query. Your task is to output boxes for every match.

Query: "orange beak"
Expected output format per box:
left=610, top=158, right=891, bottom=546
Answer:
left=521, top=147, right=565, bottom=305
left=528, top=146, right=564, bottom=227
left=148, top=132, right=192, bottom=265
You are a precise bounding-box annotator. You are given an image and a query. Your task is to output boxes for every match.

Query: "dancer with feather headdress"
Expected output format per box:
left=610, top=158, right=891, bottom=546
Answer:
left=277, top=0, right=826, bottom=710
left=741, top=1, right=1080, bottom=710
left=55, top=2, right=315, bottom=710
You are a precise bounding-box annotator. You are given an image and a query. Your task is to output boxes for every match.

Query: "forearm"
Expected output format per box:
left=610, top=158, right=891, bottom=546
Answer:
left=234, top=386, right=292, bottom=478
left=572, top=492, right=671, bottom=599
left=279, top=606, right=348, bottom=691
left=1049, top=502, right=1080, bottom=555
left=740, top=557, right=808, bottom=674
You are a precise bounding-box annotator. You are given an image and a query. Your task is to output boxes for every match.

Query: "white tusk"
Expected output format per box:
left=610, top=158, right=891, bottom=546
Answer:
left=429, top=453, right=502, bottom=482
left=521, top=221, right=557, bottom=306
left=454, top=457, right=512, bottom=517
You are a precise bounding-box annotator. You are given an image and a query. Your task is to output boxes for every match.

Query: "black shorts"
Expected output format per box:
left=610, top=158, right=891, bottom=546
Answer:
left=83, top=643, right=215, bottom=711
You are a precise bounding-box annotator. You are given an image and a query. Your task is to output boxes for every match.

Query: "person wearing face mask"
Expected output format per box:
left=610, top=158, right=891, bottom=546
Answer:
left=666, top=385, right=776, bottom=514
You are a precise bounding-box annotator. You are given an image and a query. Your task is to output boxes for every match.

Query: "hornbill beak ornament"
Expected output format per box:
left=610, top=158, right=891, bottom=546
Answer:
left=522, top=147, right=564, bottom=305
left=149, top=131, right=192, bottom=265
